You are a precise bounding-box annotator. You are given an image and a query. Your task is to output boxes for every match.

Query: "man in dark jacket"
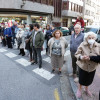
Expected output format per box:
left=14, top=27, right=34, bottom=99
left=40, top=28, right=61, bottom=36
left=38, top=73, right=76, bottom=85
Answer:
left=11, top=22, right=18, bottom=45
left=4, top=25, right=12, bottom=48
left=45, top=24, right=56, bottom=54
left=70, top=24, right=84, bottom=82
left=31, top=23, right=44, bottom=68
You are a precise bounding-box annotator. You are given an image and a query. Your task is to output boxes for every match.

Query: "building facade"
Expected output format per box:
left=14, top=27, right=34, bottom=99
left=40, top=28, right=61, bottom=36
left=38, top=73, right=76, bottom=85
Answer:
left=93, top=0, right=100, bottom=25
left=62, top=0, right=84, bottom=27
left=0, top=0, right=54, bottom=24
left=0, top=0, right=100, bottom=26
left=83, top=0, right=100, bottom=26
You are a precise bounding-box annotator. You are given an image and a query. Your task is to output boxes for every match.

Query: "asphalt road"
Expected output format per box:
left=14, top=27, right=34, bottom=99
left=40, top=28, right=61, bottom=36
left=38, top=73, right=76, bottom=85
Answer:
left=0, top=35, right=75, bottom=100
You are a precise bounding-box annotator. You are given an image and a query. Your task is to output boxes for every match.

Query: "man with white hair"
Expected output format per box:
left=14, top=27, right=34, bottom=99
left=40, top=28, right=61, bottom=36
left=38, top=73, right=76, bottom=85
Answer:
left=70, top=24, right=84, bottom=82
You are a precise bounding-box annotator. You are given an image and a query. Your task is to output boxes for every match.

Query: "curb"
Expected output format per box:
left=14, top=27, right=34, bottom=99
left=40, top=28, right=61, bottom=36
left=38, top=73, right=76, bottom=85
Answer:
left=66, top=56, right=83, bottom=100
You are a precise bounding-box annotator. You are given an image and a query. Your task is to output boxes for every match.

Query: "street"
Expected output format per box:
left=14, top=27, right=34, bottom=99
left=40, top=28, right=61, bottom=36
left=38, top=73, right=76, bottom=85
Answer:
left=0, top=0, right=100, bottom=99
left=0, top=36, right=76, bottom=100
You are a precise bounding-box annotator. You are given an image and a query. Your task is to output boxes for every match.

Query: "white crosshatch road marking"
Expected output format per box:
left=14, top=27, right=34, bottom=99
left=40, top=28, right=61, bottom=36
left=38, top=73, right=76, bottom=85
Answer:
left=33, top=68, right=55, bottom=80
left=15, top=58, right=31, bottom=67
left=64, top=50, right=70, bottom=56
left=0, top=48, right=7, bottom=52
left=5, top=52, right=17, bottom=58
left=43, top=57, right=51, bottom=63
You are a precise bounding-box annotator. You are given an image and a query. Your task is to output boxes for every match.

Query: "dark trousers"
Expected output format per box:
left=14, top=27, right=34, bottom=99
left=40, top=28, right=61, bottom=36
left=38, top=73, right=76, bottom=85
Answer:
left=71, top=53, right=77, bottom=74
left=33, top=47, right=42, bottom=67
left=12, top=36, right=15, bottom=45
left=2, top=38, right=6, bottom=46
left=20, top=48, right=25, bottom=55
left=29, top=48, right=33, bottom=60
left=6, top=37, right=12, bottom=48
left=46, top=39, right=49, bottom=53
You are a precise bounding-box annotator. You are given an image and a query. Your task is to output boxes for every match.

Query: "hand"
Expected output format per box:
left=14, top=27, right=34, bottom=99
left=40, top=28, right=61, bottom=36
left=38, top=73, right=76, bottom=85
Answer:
left=81, top=55, right=90, bottom=60
left=84, top=56, right=90, bottom=60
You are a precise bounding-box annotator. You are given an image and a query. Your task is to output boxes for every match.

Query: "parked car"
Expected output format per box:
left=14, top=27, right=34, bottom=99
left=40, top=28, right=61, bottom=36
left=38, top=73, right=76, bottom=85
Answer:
left=60, top=27, right=69, bottom=36
left=84, top=25, right=100, bottom=42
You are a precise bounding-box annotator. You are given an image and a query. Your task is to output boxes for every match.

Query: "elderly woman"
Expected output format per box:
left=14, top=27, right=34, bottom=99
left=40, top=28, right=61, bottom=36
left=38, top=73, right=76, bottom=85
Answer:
left=75, top=32, right=100, bottom=98
left=48, top=30, right=68, bottom=75
left=16, top=25, right=25, bottom=56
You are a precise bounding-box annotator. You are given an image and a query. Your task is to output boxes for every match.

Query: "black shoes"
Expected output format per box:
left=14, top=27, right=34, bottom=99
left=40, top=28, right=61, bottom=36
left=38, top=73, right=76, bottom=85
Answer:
left=18, top=53, right=21, bottom=55
left=58, top=71, right=61, bottom=75
left=39, top=66, right=42, bottom=69
left=51, top=69, right=55, bottom=73
left=51, top=70, right=62, bottom=76
left=31, top=61, right=38, bottom=65
left=58, top=71, right=62, bottom=76
left=22, top=53, right=25, bottom=56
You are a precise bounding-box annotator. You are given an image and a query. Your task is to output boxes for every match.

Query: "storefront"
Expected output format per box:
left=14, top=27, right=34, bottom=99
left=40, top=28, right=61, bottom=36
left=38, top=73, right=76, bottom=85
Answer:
left=0, top=14, right=47, bottom=25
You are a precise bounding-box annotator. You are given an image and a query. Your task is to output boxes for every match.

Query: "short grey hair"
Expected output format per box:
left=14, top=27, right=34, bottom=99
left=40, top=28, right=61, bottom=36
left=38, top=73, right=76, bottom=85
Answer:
left=84, top=32, right=97, bottom=40
left=74, top=24, right=81, bottom=29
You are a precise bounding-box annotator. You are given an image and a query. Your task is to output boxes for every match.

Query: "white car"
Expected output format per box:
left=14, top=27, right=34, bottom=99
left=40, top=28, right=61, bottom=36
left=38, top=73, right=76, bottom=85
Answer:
left=84, top=25, right=100, bottom=42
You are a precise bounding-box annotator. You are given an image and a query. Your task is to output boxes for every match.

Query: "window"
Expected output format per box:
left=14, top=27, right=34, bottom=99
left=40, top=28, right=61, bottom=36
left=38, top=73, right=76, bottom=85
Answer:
left=85, top=10, right=90, bottom=16
left=42, top=0, right=47, bottom=4
left=72, top=3, right=74, bottom=11
left=36, top=0, right=41, bottom=3
left=79, top=6, right=82, bottom=13
left=48, top=0, right=53, bottom=6
left=75, top=4, right=77, bottom=12
left=69, top=2, right=71, bottom=10
left=54, top=0, right=62, bottom=18
left=63, top=2, right=67, bottom=10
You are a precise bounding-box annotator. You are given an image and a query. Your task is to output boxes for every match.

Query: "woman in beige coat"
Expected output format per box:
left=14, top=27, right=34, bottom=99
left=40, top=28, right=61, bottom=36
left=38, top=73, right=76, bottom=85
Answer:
left=75, top=32, right=100, bottom=98
left=48, top=30, right=68, bottom=75
left=16, top=25, right=25, bottom=56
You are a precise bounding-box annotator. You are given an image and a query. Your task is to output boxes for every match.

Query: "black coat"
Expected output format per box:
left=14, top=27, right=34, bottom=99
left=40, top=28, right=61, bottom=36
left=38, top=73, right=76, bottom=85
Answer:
left=90, top=55, right=100, bottom=63
left=25, top=33, right=32, bottom=50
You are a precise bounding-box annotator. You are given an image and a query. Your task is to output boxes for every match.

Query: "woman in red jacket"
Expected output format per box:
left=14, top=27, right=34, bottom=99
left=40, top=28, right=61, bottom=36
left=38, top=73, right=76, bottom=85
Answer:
left=74, top=15, right=85, bottom=28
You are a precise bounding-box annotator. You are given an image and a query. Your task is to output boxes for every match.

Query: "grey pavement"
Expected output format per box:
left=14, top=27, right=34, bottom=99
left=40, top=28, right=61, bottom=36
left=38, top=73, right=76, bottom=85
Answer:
left=61, top=35, right=100, bottom=100
left=65, top=53, right=100, bottom=100
left=0, top=46, right=63, bottom=100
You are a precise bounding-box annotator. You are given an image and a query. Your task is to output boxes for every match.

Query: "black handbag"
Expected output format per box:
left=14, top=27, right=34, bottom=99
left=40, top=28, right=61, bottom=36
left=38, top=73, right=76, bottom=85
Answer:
left=18, top=38, right=22, bottom=46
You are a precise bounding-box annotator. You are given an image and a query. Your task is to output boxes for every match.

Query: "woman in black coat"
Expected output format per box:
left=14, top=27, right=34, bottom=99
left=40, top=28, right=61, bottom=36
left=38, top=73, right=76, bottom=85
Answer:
left=25, top=24, right=34, bottom=62
left=90, top=55, right=100, bottom=63
left=89, top=55, right=100, bottom=100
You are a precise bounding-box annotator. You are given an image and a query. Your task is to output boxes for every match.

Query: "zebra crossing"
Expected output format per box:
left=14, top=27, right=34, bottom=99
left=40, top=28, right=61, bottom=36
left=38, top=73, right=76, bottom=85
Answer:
left=0, top=47, right=70, bottom=80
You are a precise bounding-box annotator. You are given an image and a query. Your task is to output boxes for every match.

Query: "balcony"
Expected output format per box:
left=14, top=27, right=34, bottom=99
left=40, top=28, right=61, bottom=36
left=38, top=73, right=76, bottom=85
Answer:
left=0, top=0, right=54, bottom=15
left=62, top=1, right=83, bottom=17
left=27, top=0, right=53, bottom=6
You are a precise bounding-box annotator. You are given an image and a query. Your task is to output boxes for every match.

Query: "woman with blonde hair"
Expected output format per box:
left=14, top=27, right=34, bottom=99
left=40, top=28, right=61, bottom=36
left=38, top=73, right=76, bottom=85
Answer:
left=48, top=30, right=68, bottom=75
left=75, top=32, right=100, bottom=98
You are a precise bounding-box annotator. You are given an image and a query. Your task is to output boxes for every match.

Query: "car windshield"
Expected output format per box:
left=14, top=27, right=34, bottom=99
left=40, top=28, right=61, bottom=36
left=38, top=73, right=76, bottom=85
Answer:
left=84, top=28, right=98, bottom=34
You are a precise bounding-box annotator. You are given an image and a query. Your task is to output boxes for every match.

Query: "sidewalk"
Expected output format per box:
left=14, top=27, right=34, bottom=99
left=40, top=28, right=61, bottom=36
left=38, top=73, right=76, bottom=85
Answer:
left=61, top=55, right=100, bottom=100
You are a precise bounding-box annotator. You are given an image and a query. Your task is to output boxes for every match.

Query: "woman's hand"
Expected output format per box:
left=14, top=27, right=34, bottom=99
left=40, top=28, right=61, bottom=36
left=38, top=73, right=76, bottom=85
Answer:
left=81, top=55, right=90, bottom=60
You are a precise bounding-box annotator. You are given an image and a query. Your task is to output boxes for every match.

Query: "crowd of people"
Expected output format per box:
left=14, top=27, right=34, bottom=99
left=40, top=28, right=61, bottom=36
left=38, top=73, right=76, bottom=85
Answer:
left=0, top=15, right=100, bottom=99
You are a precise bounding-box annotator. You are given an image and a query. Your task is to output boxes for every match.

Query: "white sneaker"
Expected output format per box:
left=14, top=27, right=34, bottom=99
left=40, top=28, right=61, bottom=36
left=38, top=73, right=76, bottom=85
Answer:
left=74, top=77, right=79, bottom=83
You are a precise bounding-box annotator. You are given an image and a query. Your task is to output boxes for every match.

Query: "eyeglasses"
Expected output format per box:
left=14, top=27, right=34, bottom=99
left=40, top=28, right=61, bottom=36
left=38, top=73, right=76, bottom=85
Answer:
left=55, top=32, right=60, bottom=34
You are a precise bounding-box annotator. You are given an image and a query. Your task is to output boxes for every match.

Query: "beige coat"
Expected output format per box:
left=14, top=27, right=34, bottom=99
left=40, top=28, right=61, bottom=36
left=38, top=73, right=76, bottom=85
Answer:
left=16, top=30, right=25, bottom=49
left=75, top=40, right=100, bottom=72
left=48, top=37, right=68, bottom=56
